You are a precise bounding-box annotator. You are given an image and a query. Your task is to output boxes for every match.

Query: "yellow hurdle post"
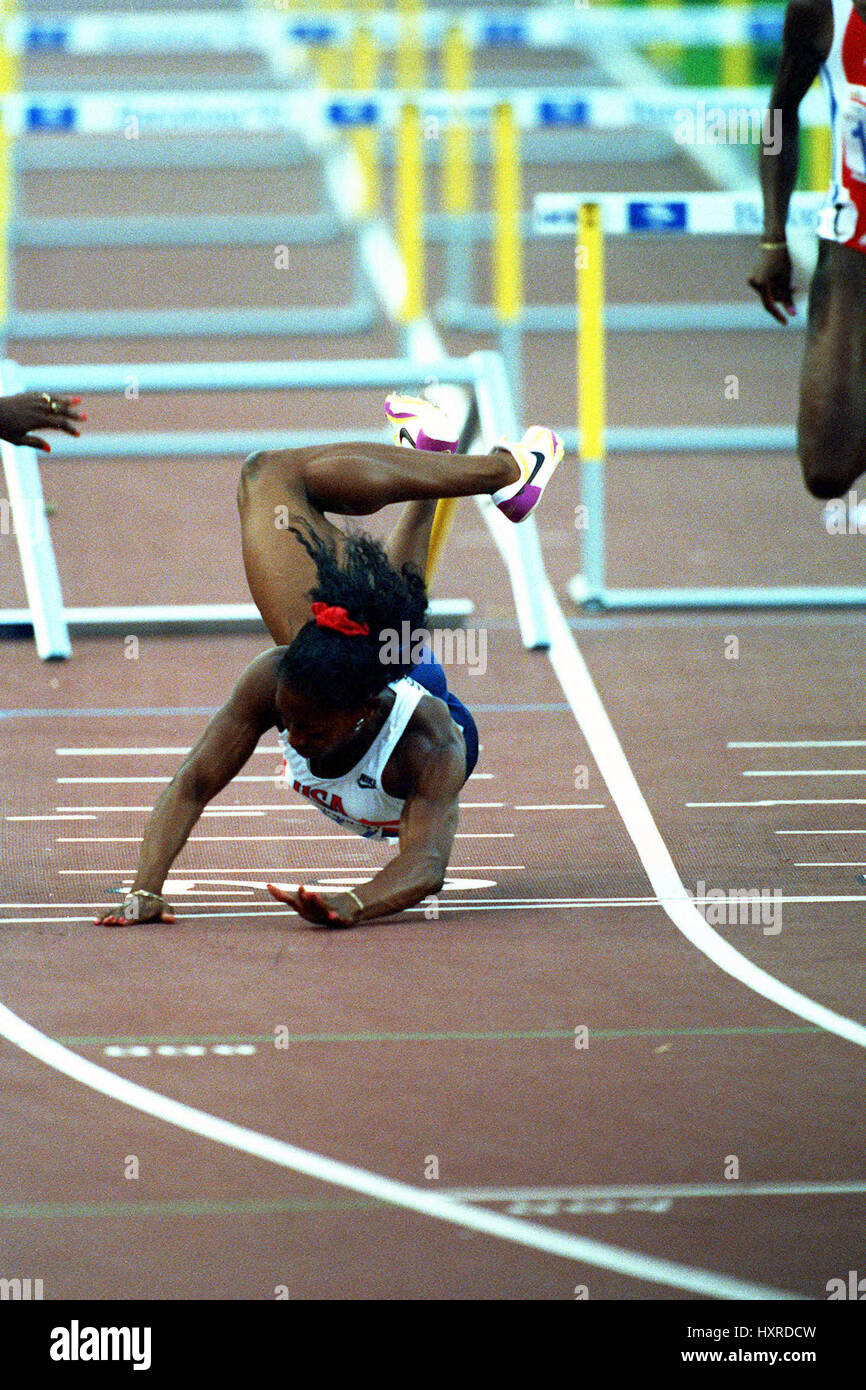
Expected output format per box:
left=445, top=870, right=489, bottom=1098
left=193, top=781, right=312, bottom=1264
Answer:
left=491, top=101, right=523, bottom=423
left=576, top=203, right=606, bottom=598
left=0, top=21, right=19, bottom=348
left=720, top=0, right=753, bottom=87
left=396, top=0, right=425, bottom=94
left=395, top=102, right=425, bottom=322
left=351, top=21, right=380, bottom=216
left=425, top=24, right=476, bottom=583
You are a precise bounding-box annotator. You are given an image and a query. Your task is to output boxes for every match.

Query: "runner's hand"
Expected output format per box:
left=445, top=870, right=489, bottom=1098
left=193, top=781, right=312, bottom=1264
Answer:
left=96, top=891, right=176, bottom=926
left=747, top=246, right=796, bottom=324
left=267, top=882, right=359, bottom=927
left=0, top=392, right=87, bottom=452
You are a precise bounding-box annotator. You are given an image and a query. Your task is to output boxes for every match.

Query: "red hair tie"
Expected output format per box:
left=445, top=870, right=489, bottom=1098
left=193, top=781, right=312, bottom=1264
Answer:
left=311, top=602, right=370, bottom=637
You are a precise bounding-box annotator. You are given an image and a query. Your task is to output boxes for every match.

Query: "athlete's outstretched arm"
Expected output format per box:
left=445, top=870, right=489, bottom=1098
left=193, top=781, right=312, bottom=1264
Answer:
left=267, top=710, right=466, bottom=926
left=97, top=651, right=280, bottom=924
left=749, top=0, right=832, bottom=320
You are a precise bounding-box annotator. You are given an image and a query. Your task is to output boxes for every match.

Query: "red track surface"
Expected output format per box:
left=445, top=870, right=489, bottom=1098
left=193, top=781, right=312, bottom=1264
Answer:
left=1, top=7, right=864, bottom=1304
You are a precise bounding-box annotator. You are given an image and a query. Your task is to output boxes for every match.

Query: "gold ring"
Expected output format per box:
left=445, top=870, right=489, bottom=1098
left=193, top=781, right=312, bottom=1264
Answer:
left=50, top=399, right=59, bottom=412
left=40, top=392, right=52, bottom=405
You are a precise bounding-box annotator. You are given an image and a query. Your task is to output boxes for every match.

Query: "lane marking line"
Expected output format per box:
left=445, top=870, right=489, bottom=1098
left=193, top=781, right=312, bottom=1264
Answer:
left=0, top=1001, right=796, bottom=1300
left=539, top=585, right=866, bottom=1050
left=689, top=799, right=866, bottom=807
left=3, top=1181, right=864, bottom=1224
left=729, top=740, right=866, bottom=750
left=744, top=769, right=866, bottom=778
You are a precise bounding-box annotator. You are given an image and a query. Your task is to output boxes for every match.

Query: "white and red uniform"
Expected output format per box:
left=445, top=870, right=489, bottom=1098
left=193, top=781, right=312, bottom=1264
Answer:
left=276, top=676, right=428, bottom=840
left=818, top=0, right=866, bottom=251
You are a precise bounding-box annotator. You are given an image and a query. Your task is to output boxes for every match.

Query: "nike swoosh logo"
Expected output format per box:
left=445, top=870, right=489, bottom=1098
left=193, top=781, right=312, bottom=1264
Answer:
left=398, top=427, right=415, bottom=448
left=526, top=450, right=546, bottom=485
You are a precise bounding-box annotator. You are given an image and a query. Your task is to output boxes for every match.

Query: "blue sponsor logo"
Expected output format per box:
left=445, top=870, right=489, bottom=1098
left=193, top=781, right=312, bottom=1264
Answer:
left=287, top=22, right=337, bottom=45
left=481, top=21, right=528, bottom=46
left=539, top=99, right=590, bottom=128
left=747, top=18, right=783, bottom=44
left=25, top=26, right=70, bottom=51
left=326, top=100, right=379, bottom=128
left=627, top=199, right=687, bottom=232
left=25, top=105, right=77, bottom=132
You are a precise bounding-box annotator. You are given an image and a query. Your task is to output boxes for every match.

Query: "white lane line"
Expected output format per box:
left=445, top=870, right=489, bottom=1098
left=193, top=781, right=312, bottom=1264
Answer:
left=56, top=774, right=495, bottom=784
left=730, top=740, right=866, bottom=750
left=777, top=829, right=866, bottom=835
left=744, top=769, right=866, bottom=778
left=55, top=746, right=282, bottom=756
left=688, top=799, right=866, bottom=808
left=0, top=1002, right=795, bottom=1299
left=445, top=1181, right=866, bottom=1203
left=52, top=803, right=504, bottom=814
left=55, top=833, right=515, bottom=844
left=794, top=861, right=866, bottom=868
left=538, top=584, right=866, bottom=1049
left=7, top=815, right=98, bottom=822
left=12, top=893, right=866, bottom=924
left=514, top=804, right=605, bottom=811
left=57, top=866, right=525, bottom=876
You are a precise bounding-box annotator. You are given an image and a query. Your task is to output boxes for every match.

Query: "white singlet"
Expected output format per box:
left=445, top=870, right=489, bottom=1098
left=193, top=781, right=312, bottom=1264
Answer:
left=818, top=0, right=866, bottom=250
left=276, top=676, right=428, bottom=840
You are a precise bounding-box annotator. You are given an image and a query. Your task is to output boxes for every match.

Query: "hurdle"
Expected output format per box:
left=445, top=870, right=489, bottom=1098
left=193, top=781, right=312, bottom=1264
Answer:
left=534, top=189, right=866, bottom=611
left=0, top=353, right=553, bottom=659
left=436, top=80, right=831, bottom=340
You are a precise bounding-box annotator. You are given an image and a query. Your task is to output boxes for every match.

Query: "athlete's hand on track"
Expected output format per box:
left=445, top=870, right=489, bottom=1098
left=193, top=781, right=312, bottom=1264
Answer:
left=267, top=882, right=359, bottom=927
left=748, top=245, right=797, bottom=324
left=96, top=891, right=176, bottom=926
left=0, top=392, right=87, bottom=453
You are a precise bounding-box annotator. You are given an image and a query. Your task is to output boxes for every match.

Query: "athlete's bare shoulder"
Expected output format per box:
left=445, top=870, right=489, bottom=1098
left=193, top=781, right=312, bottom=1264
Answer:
left=387, top=693, right=465, bottom=801
left=226, top=647, right=284, bottom=726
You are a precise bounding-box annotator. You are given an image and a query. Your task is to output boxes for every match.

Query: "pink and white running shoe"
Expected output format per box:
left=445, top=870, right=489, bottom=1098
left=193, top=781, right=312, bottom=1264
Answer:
left=491, top=426, right=564, bottom=523
left=384, top=393, right=459, bottom=453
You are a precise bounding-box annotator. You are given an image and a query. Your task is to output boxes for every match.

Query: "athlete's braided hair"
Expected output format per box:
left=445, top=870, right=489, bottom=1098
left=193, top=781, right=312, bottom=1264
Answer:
left=278, top=518, right=428, bottom=711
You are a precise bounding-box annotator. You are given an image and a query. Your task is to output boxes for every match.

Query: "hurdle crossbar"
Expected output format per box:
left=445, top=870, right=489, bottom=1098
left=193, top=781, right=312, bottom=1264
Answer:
left=539, top=195, right=866, bottom=612
left=7, top=85, right=829, bottom=138
left=1, top=354, right=549, bottom=657
left=3, top=7, right=786, bottom=56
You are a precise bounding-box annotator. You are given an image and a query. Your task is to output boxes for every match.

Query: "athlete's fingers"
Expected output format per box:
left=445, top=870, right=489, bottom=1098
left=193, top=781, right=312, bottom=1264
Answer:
left=748, top=276, right=788, bottom=325
left=20, top=433, right=51, bottom=452
left=266, top=882, right=294, bottom=903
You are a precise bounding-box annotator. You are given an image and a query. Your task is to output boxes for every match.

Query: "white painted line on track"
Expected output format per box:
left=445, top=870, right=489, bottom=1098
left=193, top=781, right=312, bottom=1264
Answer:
left=538, top=584, right=866, bottom=1049
left=688, top=799, right=866, bottom=808
left=514, top=804, right=605, bottom=811
left=729, top=740, right=866, bottom=750
left=743, top=769, right=866, bottom=778
left=445, top=1181, right=866, bottom=1203
left=55, top=833, right=514, bottom=844
left=794, top=862, right=866, bottom=868
left=0, top=1000, right=799, bottom=1299
left=52, top=803, right=504, bottom=814
left=777, top=829, right=866, bottom=835
left=7, top=814, right=97, bottom=822
left=56, top=773, right=495, bottom=784
left=57, top=866, right=525, bottom=876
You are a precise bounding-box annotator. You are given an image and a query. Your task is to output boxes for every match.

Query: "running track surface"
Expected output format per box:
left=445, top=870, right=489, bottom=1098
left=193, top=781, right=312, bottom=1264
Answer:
left=0, top=1, right=864, bottom=1301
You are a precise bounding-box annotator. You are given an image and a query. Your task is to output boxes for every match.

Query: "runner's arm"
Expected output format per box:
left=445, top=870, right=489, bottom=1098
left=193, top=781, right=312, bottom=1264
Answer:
left=759, top=0, right=832, bottom=241
left=344, top=714, right=466, bottom=923
left=128, top=652, right=279, bottom=897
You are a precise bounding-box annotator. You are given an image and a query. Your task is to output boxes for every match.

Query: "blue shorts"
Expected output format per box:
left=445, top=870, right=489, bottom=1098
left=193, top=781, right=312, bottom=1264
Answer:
left=408, top=651, right=479, bottom=780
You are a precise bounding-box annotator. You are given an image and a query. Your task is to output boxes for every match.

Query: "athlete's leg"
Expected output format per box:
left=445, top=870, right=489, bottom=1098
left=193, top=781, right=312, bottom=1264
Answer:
left=255, top=440, right=519, bottom=515
left=237, top=444, right=518, bottom=646
left=797, top=239, right=866, bottom=499
left=384, top=499, right=438, bottom=574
